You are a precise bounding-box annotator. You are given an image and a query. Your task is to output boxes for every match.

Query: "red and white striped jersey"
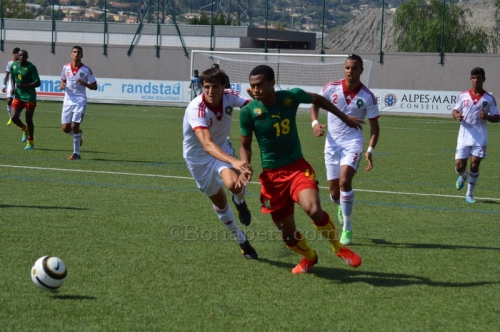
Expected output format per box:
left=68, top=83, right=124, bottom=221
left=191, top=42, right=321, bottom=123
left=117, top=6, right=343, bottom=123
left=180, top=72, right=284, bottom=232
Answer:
left=454, top=89, right=499, bottom=146
left=183, top=89, right=249, bottom=165
left=319, top=78, right=379, bottom=147
left=61, top=63, right=96, bottom=105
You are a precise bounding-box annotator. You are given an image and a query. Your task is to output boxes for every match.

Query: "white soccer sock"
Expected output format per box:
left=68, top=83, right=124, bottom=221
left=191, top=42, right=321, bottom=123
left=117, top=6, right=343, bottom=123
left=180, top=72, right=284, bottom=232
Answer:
left=340, top=190, right=354, bottom=232
left=466, top=172, right=479, bottom=197
left=213, top=204, right=246, bottom=244
left=455, top=167, right=468, bottom=180
left=7, top=105, right=11, bottom=116
left=73, top=132, right=81, bottom=155
left=232, top=185, right=246, bottom=204
left=329, top=193, right=340, bottom=205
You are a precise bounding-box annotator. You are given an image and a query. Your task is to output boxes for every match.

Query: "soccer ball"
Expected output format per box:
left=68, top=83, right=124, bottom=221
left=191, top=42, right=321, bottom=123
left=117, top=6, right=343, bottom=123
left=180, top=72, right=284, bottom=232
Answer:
left=31, top=256, right=67, bottom=292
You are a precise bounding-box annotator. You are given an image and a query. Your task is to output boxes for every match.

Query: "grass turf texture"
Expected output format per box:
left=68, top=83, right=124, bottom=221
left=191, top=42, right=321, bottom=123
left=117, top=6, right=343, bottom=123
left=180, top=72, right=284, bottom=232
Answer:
left=1, top=101, right=499, bottom=331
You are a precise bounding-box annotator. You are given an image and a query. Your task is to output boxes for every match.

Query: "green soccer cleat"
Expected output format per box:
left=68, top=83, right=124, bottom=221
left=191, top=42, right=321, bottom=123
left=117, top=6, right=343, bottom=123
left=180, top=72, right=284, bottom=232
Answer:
left=456, top=174, right=467, bottom=190
left=7, top=118, right=12, bottom=126
left=21, top=131, right=28, bottom=143
left=24, top=141, right=34, bottom=150
left=340, top=230, right=352, bottom=245
left=465, top=195, right=476, bottom=204
left=338, top=205, right=344, bottom=225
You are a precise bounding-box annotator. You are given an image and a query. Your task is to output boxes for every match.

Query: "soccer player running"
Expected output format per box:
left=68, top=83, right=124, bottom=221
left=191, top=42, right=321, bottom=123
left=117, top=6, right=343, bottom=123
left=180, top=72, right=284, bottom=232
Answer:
left=59, top=46, right=97, bottom=160
left=310, top=54, right=380, bottom=246
left=453, top=67, right=499, bottom=203
left=3, top=47, right=20, bottom=126
left=183, top=67, right=258, bottom=259
left=239, top=65, right=363, bottom=274
left=188, top=69, right=202, bottom=100
left=9, top=50, right=41, bottom=150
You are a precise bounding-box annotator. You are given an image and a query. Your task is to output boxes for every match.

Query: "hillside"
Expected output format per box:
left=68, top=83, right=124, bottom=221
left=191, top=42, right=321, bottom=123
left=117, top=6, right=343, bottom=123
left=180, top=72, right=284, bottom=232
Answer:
left=324, top=0, right=498, bottom=52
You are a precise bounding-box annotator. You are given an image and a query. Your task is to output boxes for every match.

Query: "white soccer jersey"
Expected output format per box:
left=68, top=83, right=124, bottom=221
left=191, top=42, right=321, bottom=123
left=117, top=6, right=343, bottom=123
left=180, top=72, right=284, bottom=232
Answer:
left=183, top=90, right=249, bottom=165
left=454, top=89, right=499, bottom=146
left=5, top=60, right=14, bottom=97
left=61, top=63, right=96, bottom=105
left=5, top=60, right=13, bottom=73
left=319, top=79, right=379, bottom=147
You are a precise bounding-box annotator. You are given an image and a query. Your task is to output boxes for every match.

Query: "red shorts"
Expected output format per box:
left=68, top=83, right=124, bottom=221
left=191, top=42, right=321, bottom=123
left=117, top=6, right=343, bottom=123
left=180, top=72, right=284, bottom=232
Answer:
left=259, top=158, right=319, bottom=221
left=12, top=99, right=36, bottom=111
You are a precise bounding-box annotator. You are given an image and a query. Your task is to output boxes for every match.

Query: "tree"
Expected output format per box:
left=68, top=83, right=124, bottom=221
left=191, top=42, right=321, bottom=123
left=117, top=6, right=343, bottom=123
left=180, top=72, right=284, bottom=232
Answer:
left=1, top=0, right=32, bottom=19
left=393, top=0, right=499, bottom=53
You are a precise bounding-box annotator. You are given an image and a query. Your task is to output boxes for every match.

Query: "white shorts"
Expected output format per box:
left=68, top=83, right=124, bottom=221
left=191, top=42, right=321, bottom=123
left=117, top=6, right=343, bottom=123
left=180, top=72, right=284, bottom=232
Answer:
left=325, top=142, right=363, bottom=181
left=61, top=104, right=86, bottom=124
left=187, top=158, right=232, bottom=197
left=455, top=145, right=487, bottom=160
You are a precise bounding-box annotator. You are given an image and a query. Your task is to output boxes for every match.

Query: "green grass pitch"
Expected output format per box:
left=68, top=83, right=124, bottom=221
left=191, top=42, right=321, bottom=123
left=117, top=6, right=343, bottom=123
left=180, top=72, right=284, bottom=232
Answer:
left=1, top=101, right=499, bottom=331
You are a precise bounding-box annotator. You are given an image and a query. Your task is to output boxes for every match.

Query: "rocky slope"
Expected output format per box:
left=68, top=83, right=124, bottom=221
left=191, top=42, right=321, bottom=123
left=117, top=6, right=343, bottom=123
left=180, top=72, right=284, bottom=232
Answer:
left=324, top=0, right=498, bottom=52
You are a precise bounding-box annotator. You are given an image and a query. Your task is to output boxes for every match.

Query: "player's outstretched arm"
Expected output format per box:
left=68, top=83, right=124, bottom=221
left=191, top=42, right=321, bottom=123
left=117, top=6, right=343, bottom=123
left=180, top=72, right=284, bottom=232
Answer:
left=194, top=128, right=252, bottom=176
left=309, top=104, right=326, bottom=137
left=309, top=93, right=363, bottom=129
left=239, top=135, right=253, bottom=164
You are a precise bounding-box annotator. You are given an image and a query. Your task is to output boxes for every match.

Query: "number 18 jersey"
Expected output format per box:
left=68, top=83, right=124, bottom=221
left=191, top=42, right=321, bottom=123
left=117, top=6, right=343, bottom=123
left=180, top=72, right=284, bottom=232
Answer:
left=240, top=88, right=312, bottom=169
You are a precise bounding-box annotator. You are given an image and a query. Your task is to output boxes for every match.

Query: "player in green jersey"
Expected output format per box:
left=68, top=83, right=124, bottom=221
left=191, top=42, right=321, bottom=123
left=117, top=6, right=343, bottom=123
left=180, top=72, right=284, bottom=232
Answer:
left=9, top=50, right=41, bottom=150
left=239, top=64, right=363, bottom=274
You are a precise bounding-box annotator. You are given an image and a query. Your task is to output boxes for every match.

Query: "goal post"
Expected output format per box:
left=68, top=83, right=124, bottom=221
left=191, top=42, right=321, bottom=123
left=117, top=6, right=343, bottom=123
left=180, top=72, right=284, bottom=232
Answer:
left=190, top=50, right=374, bottom=95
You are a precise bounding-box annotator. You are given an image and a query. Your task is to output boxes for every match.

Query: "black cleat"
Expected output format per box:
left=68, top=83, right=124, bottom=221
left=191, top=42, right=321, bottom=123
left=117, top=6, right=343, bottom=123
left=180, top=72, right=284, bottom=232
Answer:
left=232, top=196, right=251, bottom=226
left=239, top=240, right=258, bottom=259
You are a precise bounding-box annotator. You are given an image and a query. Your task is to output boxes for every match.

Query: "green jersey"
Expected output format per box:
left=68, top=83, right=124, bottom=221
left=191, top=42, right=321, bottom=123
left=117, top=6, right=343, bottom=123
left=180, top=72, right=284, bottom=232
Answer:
left=11, top=61, right=40, bottom=102
left=240, top=88, right=312, bottom=169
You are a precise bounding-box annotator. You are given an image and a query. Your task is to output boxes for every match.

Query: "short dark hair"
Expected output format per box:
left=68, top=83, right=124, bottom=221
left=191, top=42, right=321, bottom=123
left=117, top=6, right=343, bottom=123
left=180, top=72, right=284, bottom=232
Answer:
left=13, top=47, right=20, bottom=54
left=211, top=63, right=220, bottom=69
left=193, top=70, right=199, bottom=75
left=73, top=45, right=83, bottom=52
left=200, top=67, right=226, bottom=86
left=471, top=67, right=485, bottom=78
left=347, top=53, right=363, bottom=68
left=249, top=65, right=275, bottom=81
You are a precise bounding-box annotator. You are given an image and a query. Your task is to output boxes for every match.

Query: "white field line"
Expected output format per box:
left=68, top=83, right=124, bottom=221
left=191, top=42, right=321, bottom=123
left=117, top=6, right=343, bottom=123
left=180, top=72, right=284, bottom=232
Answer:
left=2, top=164, right=500, bottom=202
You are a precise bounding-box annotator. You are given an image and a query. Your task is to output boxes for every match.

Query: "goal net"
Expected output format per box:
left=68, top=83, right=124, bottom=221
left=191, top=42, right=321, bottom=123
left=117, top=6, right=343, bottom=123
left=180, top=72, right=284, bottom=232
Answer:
left=190, top=50, right=373, bottom=93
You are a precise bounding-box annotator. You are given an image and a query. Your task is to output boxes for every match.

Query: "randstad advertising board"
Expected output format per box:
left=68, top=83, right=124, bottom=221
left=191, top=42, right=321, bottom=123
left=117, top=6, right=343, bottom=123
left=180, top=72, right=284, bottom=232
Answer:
left=38, top=76, right=186, bottom=102
left=36, top=76, right=462, bottom=115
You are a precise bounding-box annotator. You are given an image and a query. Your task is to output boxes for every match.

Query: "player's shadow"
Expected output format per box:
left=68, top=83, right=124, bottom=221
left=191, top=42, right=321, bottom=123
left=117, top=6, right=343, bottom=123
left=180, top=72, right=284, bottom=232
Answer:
left=0, top=204, right=88, bottom=210
left=52, top=295, right=97, bottom=300
left=362, top=238, right=500, bottom=251
left=257, top=258, right=498, bottom=288
left=34, top=148, right=109, bottom=154
left=481, top=200, right=500, bottom=205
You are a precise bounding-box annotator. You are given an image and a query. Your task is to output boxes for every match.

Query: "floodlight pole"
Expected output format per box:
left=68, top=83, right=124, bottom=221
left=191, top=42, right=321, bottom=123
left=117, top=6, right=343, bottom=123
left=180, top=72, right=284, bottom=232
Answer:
left=103, top=0, right=108, bottom=56
left=264, top=0, right=268, bottom=53
left=379, top=0, right=384, bottom=64
left=210, top=0, right=214, bottom=50
left=439, top=0, right=445, bottom=65
left=320, top=0, right=325, bottom=54
left=51, top=0, right=56, bottom=53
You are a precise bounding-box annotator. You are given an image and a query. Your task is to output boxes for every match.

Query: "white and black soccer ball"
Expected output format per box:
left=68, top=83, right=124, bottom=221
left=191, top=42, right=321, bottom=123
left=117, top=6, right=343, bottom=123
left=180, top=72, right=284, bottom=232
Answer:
left=31, top=256, right=67, bottom=292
